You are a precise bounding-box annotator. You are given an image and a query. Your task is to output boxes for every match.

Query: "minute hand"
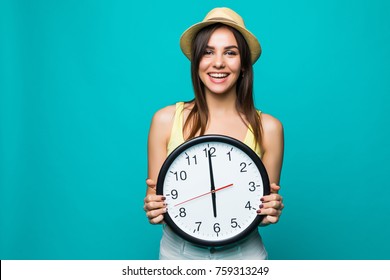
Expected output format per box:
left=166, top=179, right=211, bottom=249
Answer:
left=173, top=183, right=234, bottom=207
left=208, top=149, right=217, bottom=218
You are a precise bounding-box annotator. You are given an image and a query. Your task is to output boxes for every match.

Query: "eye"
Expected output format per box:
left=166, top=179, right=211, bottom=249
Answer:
left=225, top=50, right=238, bottom=56
left=203, top=49, right=213, bottom=56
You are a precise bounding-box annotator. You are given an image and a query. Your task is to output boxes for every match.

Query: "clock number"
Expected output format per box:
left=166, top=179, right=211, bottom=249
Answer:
left=203, top=147, right=216, bottom=157
left=171, top=189, right=178, bottom=199
left=172, top=171, right=187, bottom=181
left=179, top=207, right=186, bottom=217
left=245, top=201, right=252, bottom=210
left=231, top=218, right=240, bottom=228
left=249, top=181, right=256, bottom=192
left=195, top=221, right=202, bottom=232
left=227, top=148, right=233, bottom=161
left=240, top=162, right=247, bottom=172
left=213, top=223, right=221, bottom=236
left=185, top=153, right=197, bottom=165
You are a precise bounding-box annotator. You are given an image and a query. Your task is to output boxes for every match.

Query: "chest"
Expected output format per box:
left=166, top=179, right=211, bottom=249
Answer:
left=204, top=117, right=249, bottom=143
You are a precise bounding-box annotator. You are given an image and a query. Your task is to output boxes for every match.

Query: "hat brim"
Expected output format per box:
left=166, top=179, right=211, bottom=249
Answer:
left=180, top=20, right=261, bottom=64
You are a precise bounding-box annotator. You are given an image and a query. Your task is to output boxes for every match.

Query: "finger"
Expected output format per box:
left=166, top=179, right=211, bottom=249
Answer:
left=261, top=193, right=282, bottom=203
left=260, top=200, right=283, bottom=210
left=144, top=194, right=166, bottom=203
left=259, top=208, right=282, bottom=225
left=263, top=215, right=280, bottom=224
left=257, top=207, right=281, bottom=217
left=146, top=178, right=157, bottom=190
left=149, top=214, right=165, bottom=224
left=146, top=207, right=167, bottom=220
left=270, top=183, right=281, bottom=193
left=144, top=201, right=166, bottom=211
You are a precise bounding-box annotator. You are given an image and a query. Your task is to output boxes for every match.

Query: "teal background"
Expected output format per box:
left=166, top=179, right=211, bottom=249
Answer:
left=1, top=0, right=389, bottom=259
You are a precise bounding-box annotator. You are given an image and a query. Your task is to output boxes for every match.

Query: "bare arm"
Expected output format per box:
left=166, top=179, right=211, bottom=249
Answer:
left=261, top=114, right=284, bottom=185
left=257, top=114, right=285, bottom=225
left=144, top=105, right=175, bottom=224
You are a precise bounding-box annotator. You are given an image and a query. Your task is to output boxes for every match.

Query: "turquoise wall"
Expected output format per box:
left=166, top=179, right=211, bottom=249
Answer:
left=1, top=0, right=389, bottom=259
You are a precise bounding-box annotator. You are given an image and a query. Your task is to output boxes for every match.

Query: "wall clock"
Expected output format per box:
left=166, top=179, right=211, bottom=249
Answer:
left=157, top=134, right=270, bottom=247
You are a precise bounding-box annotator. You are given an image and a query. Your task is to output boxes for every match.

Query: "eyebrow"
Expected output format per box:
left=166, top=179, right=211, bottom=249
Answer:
left=206, top=45, right=239, bottom=50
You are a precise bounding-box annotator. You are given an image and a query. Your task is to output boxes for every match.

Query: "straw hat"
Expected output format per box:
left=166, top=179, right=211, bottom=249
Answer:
left=180, top=7, right=261, bottom=64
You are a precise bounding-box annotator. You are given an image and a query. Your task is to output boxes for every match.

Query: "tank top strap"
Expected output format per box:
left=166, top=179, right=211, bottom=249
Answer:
left=243, top=110, right=262, bottom=157
left=167, top=102, right=185, bottom=155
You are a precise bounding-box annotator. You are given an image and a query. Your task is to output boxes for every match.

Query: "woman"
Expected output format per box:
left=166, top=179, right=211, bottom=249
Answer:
left=144, top=7, right=284, bottom=259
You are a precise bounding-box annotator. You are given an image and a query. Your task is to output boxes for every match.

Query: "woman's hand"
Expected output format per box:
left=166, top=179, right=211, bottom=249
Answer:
left=258, top=183, right=284, bottom=226
left=143, top=179, right=166, bottom=224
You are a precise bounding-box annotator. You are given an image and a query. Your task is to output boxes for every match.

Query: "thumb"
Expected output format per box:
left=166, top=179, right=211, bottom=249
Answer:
left=270, top=183, right=281, bottom=193
left=146, top=178, right=157, bottom=190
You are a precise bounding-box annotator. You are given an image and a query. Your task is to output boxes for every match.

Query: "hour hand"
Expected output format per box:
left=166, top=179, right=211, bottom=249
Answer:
left=208, top=149, right=217, bottom=218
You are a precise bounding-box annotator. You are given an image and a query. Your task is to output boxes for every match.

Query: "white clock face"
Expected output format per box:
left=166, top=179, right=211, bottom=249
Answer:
left=157, top=135, right=269, bottom=247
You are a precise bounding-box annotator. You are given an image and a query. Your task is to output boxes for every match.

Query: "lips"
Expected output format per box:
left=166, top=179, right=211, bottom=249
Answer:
left=207, top=73, right=230, bottom=84
left=208, top=73, right=229, bottom=79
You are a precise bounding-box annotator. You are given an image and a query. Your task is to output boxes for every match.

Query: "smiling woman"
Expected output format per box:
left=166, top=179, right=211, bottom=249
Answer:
left=198, top=26, right=242, bottom=96
left=143, top=7, right=284, bottom=260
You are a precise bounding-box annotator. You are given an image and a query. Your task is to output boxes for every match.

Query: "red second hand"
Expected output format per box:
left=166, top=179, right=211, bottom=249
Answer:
left=174, top=183, right=234, bottom=207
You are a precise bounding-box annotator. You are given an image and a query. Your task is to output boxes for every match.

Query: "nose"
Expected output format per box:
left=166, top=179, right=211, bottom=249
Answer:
left=213, top=53, right=225, bottom=69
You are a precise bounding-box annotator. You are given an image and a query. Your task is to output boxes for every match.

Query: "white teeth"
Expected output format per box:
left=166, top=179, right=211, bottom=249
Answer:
left=209, top=73, right=228, bottom=78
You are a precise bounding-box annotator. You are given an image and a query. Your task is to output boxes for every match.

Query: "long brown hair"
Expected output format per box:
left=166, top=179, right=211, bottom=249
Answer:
left=183, top=23, right=263, bottom=148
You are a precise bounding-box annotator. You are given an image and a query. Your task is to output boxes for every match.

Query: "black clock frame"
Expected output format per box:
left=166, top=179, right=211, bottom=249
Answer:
left=156, top=134, right=270, bottom=247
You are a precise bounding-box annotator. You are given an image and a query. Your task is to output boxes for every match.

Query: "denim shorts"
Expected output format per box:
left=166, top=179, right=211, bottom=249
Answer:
left=159, top=225, right=268, bottom=260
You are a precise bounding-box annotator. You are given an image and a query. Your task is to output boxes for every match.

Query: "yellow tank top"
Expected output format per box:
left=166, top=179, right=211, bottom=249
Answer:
left=167, top=102, right=262, bottom=157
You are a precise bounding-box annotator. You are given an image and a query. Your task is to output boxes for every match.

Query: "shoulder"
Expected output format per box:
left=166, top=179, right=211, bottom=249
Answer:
left=260, top=113, right=284, bottom=148
left=260, top=113, right=283, bottom=135
left=151, top=104, right=176, bottom=127
left=149, top=104, right=177, bottom=142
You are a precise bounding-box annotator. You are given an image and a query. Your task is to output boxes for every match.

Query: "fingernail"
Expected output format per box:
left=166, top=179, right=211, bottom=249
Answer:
left=162, top=197, right=166, bottom=201
left=260, top=197, right=264, bottom=202
left=163, top=208, right=167, bottom=213
left=257, top=209, right=262, bottom=213
left=259, top=204, right=264, bottom=209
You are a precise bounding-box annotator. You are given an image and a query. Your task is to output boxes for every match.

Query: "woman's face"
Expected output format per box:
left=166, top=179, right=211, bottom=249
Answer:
left=198, top=26, right=242, bottom=96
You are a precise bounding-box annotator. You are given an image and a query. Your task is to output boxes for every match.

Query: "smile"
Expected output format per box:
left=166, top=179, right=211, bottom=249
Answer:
left=208, top=73, right=229, bottom=79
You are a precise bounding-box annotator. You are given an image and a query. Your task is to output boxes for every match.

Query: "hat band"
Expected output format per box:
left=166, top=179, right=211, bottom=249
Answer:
left=206, top=17, right=238, bottom=25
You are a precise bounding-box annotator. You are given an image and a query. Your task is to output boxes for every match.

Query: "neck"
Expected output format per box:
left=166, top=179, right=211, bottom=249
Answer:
left=204, top=88, right=238, bottom=117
